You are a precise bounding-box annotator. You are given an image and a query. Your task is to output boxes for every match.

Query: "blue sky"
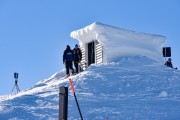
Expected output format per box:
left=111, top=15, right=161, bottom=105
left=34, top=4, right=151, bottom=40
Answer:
left=0, top=0, right=180, bottom=95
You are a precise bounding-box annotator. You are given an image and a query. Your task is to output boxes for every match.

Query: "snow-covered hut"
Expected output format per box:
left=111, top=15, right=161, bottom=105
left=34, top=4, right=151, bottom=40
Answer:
left=70, top=22, right=166, bottom=68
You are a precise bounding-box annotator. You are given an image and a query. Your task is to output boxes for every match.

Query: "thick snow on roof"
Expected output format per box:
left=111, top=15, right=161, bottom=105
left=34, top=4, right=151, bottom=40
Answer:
left=70, top=22, right=166, bottom=63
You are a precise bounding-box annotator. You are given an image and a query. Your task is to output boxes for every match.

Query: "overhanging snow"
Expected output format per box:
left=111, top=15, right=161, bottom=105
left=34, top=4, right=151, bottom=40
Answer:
left=70, top=22, right=166, bottom=63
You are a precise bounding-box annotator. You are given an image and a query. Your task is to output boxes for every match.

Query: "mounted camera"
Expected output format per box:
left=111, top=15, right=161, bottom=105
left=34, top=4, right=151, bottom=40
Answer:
left=11, top=72, right=20, bottom=94
left=14, top=72, right=19, bottom=79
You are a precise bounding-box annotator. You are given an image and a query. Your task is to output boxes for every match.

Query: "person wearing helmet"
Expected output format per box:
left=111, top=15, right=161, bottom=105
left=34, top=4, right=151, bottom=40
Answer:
left=73, top=44, right=82, bottom=74
left=63, top=45, right=74, bottom=76
left=164, top=58, right=173, bottom=68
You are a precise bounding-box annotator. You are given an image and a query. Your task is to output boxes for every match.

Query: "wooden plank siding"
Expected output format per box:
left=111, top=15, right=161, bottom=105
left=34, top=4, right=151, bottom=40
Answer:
left=79, top=46, right=87, bottom=70
left=79, top=40, right=103, bottom=70
left=95, top=40, right=103, bottom=64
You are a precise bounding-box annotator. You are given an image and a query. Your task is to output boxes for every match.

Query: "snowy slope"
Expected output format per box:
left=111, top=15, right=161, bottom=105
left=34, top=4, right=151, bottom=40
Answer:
left=1, top=56, right=180, bottom=120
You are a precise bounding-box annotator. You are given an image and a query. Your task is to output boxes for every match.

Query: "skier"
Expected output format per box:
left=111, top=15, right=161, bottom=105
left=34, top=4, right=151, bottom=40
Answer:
left=63, top=45, right=74, bottom=76
left=73, top=44, right=82, bottom=74
left=164, top=58, right=178, bottom=69
left=164, top=58, right=173, bottom=68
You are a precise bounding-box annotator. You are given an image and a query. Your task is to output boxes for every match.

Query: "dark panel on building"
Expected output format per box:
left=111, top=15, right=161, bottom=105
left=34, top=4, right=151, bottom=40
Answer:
left=163, top=47, right=171, bottom=57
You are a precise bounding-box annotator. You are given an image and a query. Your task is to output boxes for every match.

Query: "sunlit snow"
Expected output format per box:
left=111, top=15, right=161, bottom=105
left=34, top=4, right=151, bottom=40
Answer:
left=0, top=56, right=180, bottom=119
left=0, top=23, right=180, bottom=120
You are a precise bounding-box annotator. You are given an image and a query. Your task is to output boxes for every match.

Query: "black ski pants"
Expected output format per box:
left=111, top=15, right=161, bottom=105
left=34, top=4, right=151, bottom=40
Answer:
left=65, top=61, right=74, bottom=75
left=74, top=62, right=79, bottom=73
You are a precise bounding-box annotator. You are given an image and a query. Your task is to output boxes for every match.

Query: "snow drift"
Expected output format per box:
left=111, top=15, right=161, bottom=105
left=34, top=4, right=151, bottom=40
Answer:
left=70, top=22, right=166, bottom=63
left=0, top=56, right=180, bottom=120
left=1, top=23, right=179, bottom=120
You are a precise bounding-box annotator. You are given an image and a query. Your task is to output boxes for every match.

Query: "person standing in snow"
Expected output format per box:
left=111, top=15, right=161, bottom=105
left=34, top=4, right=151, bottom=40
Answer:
left=164, top=58, right=173, bottom=68
left=63, top=45, right=74, bottom=76
left=73, top=44, right=82, bottom=74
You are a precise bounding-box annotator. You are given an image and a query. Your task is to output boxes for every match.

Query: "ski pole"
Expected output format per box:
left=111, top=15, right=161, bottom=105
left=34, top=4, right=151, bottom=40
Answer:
left=69, top=79, right=83, bottom=120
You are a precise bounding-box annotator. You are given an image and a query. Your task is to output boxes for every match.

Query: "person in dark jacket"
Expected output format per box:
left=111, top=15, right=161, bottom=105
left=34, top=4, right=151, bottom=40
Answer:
left=63, top=45, right=74, bottom=76
left=164, top=58, right=173, bottom=68
left=73, top=44, right=82, bottom=74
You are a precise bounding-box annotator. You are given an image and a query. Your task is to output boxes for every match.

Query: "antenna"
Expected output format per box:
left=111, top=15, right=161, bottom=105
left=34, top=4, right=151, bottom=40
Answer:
left=11, top=72, right=20, bottom=94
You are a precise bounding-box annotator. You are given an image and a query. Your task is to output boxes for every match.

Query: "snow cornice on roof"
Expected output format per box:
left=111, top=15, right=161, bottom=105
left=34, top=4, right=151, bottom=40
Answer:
left=70, top=22, right=166, bottom=63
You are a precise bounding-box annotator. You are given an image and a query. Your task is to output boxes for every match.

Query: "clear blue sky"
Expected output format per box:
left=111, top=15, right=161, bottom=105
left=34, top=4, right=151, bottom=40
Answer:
left=0, top=0, right=180, bottom=95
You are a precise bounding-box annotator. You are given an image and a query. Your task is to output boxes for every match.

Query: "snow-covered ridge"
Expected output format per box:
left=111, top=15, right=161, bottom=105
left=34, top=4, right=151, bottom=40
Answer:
left=0, top=56, right=180, bottom=119
left=71, top=22, right=166, bottom=63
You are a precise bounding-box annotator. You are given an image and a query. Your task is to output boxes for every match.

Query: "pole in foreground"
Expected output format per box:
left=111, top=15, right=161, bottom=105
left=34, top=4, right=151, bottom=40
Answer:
left=69, top=79, right=83, bottom=120
left=59, top=86, right=68, bottom=120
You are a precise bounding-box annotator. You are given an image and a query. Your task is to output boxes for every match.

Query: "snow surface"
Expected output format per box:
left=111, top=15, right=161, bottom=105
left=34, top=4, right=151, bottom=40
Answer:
left=1, top=56, right=180, bottom=120
left=70, top=22, right=166, bottom=63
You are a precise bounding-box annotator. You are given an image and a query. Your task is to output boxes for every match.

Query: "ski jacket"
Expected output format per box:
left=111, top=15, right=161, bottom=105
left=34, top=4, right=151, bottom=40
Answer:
left=165, top=61, right=173, bottom=68
left=63, top=48, right=74, bottom=62
left=73, top=48, right=82, bottom=62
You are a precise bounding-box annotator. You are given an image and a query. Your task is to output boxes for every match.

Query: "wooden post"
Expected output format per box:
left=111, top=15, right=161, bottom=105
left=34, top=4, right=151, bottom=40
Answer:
left=59, top=86, right=68, bottom=120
